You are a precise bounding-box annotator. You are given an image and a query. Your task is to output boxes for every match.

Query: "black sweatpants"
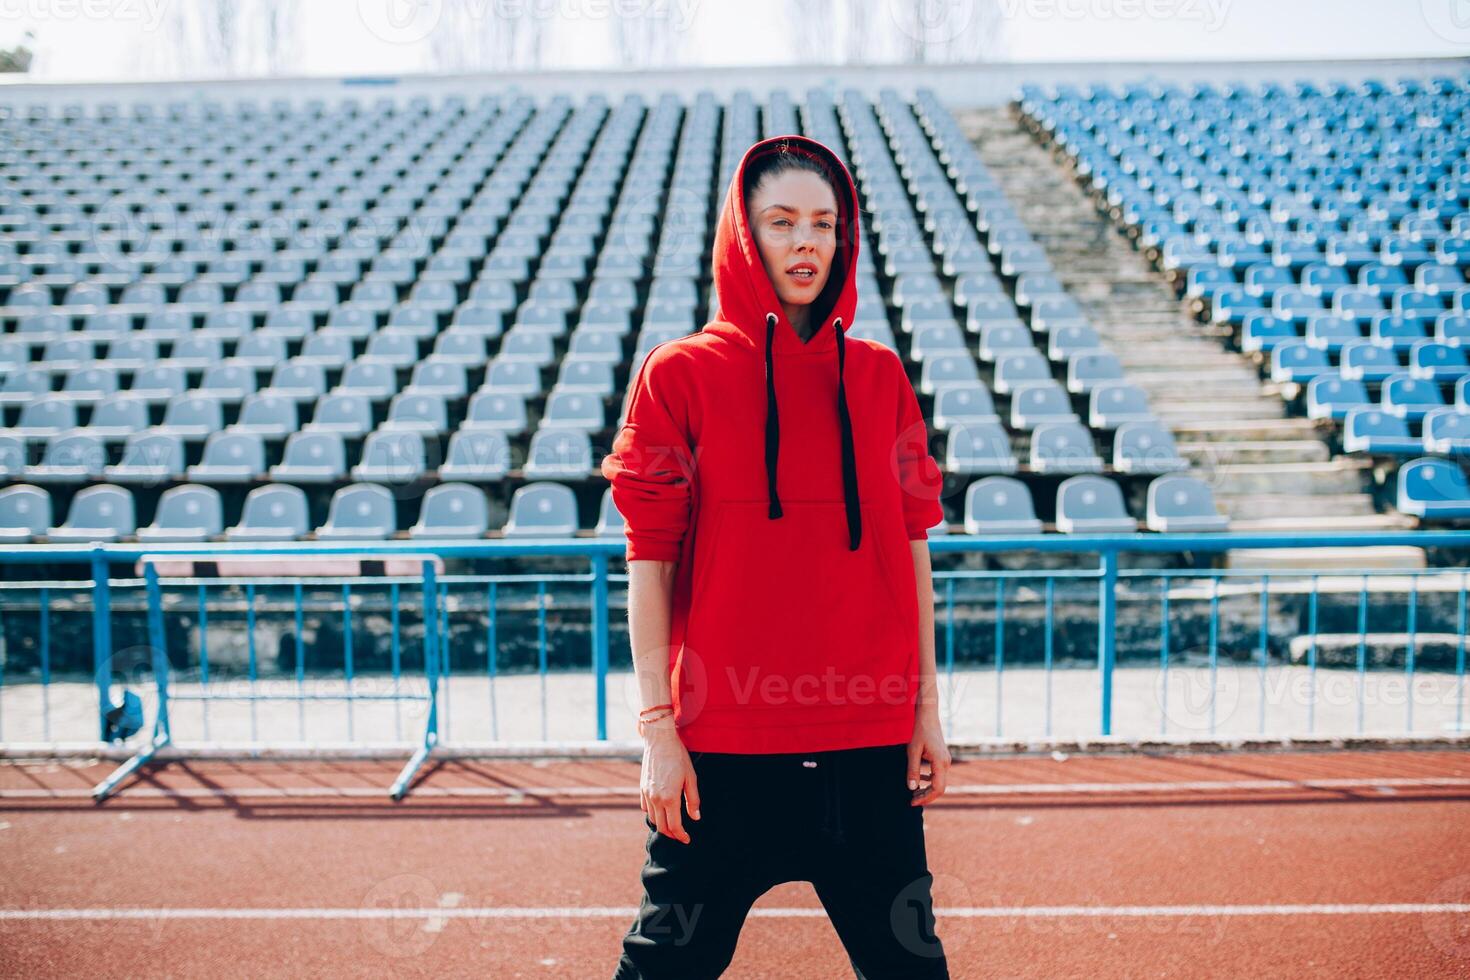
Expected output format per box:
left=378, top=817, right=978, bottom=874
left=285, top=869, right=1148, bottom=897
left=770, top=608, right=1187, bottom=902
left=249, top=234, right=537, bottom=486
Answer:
left=612, top=741, right=949, bottom=979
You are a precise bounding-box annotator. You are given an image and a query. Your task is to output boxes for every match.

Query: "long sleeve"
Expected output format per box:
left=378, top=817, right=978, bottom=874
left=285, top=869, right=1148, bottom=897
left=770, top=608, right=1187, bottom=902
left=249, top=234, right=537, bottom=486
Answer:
left=893, top=353, right=946, bottom=540
left=600, top=346, right=694, bottom=562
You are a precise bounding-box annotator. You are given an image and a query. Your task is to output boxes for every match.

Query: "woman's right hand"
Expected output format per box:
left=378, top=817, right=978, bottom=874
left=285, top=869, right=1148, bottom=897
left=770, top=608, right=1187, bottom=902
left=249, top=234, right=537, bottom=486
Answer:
left=640, top=721, right=701, bottom=844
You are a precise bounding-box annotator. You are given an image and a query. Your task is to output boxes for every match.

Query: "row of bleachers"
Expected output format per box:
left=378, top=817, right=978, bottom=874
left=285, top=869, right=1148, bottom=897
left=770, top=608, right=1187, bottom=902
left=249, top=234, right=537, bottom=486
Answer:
left=0, top=469, right=1242, bottom=544
left=1017, top=73, right=1470, bottom=519
left=0, top=82, right=1228, bottom=541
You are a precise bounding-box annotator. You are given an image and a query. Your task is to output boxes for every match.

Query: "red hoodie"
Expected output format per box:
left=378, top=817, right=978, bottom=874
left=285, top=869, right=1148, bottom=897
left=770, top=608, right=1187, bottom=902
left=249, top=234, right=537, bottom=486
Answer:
left=600, top=134, right=946, bottom=754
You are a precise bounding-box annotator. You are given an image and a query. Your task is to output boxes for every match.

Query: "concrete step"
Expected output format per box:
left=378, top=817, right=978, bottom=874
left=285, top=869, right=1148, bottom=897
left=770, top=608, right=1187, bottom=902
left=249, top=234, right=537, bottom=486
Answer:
left=1176, top=440, right=1332, bottom=465
left=1168, top=418, right=1324, bottom=441
left=1154, top=399, right=1287, bottom=422
left=1225, top=546, right=1428, bottom=572
left=1226, top=513, right=1419, bottom=532
left=1133, top=377, right=1275, bottom=400
left=1213, top=492, right=1383, bottom=520
left=1209, top=460, right=1373, bottom=497
left=1288, top=632, right=1459, bottom=667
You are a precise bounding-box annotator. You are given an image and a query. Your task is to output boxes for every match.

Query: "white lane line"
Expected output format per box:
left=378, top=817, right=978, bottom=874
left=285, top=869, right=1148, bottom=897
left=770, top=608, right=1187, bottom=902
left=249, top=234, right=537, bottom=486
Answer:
left=2, top=777, right=1467, bottom=800
left=1, top=904, right=1467, bottom=921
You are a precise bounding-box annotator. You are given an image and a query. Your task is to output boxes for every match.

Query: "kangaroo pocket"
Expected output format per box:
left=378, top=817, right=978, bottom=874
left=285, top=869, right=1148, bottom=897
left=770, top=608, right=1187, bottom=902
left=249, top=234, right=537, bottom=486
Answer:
left=682, top=499, right=916, bottom=724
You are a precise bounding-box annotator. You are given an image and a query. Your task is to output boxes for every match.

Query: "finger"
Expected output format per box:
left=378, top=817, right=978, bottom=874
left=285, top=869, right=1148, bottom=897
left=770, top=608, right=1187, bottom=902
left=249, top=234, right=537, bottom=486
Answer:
left=906, top=743, right=923, bottom=791
left=665, top=802, right=690, bottom=844
left=685, top=774, right=701, bottom=821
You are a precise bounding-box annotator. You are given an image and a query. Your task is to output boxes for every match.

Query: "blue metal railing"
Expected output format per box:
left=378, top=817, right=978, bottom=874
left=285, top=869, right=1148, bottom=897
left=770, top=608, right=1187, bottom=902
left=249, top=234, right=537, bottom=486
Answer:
left=0, top=531, right=1466, bottom=800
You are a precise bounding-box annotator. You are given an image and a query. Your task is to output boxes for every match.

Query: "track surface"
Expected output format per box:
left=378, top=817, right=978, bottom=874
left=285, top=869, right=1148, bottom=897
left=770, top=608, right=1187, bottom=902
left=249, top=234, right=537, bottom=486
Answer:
left=2, top=750, right=1468, bottom=978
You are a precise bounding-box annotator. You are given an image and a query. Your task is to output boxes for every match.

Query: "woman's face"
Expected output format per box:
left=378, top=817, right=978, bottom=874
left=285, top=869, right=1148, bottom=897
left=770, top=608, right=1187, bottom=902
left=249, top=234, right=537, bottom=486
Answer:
left=746, top=169, right=839, bottom=313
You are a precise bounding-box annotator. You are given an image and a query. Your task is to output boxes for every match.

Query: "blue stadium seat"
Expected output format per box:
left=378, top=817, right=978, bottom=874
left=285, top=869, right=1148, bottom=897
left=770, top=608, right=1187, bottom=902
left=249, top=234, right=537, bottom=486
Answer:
left=1382, top=373, right=1446, bottom=420
left=271, top=431, right=347, bottom=484
left=1423, top=408, right=1470, bottom=455
left=1342, top=410, right=1421, bottom=455
left=1397, top=457, right=1470, bottom=519
left=1306, top=375, right=1372, bottom=420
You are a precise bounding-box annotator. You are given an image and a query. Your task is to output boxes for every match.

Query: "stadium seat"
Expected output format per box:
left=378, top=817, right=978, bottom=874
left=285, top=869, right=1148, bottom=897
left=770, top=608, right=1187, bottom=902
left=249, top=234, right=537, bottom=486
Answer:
left=188, top=430, right=266, bottom=483
left=47, top=484, right=136, bottom=542
left=1145, top=475, right=1230, bottom=532
left=315, top=484, right=397, bottom=540
left=945, top=420, right=1017, bottom=474
left=225, top=484, right=310, bottom=541
left=271, top=431, right=348, bottom=484
left=1397, top=457, right=1470, bottom=519
left=962, top=476, right=1043, bottom=534
left=0, top=485, right=52, bottom=543
left=1113, top=421, right=1190, bottom=474
left=408, top=483, right=491, bottom=540
left=1029, top=421, right=1103, bottom=474
left=502, top=481, right=579, bottom=537
left=137, top=485, right=224, bottom=543
left=104, top=432, right=187, bottom=484
left=1054, top=475, right=1136, bottom=534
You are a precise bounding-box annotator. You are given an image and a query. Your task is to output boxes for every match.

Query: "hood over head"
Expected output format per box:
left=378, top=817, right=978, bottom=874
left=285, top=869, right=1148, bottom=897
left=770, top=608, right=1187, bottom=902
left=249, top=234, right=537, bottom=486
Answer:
left=704, top=135, right=865, bottom=550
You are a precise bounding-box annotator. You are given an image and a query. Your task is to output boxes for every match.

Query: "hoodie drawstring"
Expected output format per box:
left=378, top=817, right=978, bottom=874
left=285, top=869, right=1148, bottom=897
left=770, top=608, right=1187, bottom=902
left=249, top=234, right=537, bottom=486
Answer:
left=762, top=314, right=863, bottom=552
left=764, top=312, right=783, bottom=520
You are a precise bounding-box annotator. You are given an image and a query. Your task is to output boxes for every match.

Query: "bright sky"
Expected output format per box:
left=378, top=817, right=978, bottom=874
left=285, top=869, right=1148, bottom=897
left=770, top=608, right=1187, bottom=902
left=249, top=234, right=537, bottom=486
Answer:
left=0, top=0, right=1465, bottom=82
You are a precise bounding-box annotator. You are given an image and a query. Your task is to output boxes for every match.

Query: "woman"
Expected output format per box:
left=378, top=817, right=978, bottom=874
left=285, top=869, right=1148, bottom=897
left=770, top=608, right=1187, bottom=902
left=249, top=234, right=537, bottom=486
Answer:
left=603, top=133, right=952, bottom=979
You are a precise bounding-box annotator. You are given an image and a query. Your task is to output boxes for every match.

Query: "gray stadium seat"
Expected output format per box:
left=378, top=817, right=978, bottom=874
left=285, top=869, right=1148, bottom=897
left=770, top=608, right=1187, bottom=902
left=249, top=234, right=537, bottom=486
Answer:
left=270, top=430, right=347, bottom=484
left=408, top=483, right=491, bottom=540
left=0, top=484, right=52, bottom=543
left=962, top=476, right=1043, bottom=535
left=944, top=420, right=1017, bottom=475
left=26, top=431, right=108, bottom=483
left=315, top=483, right=397, bottom=540
left=104, top=432, right=187, bottom=484
left=1029, top=422, right=1103, bottom=474
left=1088, top=382, right=1155, bottom=429
left=1112, top=421, right=1190, bottom=474
left=137, top=484, right=224, bottom=543
left=1146, top=475, right=1230, bottom=533
left=522, top=427, right=594, bottom=478
left=595, top=487, right=625, bottom=539
left=226, top=484, right=310, bottom=541
left=439, top=430, right=512, bottom=481
left=234, top=393, right=299, bottom=438
left=47, top=484, right=136, bottom=543
left=462, top=391, right=529, bottom=434
left=502, top=481, right=579, bottom=537
left=1010, top=381, right=1078, bottom=429
left=306, top=393, right=374, bottom=438
left=187, top=430, right=266, bottom=483
left=1055, top=476, right=1137, bottom=534
left=352, top=429, right=427, bottom=483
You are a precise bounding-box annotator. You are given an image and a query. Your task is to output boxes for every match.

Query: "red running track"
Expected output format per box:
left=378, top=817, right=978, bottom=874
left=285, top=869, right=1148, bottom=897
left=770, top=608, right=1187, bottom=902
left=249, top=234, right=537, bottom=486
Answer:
left=1, top=749, right=1468, bottom=978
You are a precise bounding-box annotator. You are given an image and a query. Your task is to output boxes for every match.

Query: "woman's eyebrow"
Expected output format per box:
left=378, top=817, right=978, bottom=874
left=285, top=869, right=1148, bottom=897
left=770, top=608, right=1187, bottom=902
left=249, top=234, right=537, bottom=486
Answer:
left=760, top=204, right=837, bottom=216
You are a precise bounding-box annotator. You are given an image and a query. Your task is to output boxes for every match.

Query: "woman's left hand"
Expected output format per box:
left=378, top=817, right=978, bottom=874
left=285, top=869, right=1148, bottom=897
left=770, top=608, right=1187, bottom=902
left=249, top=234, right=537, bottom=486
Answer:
left=907, top=709, right=951, bottom=806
